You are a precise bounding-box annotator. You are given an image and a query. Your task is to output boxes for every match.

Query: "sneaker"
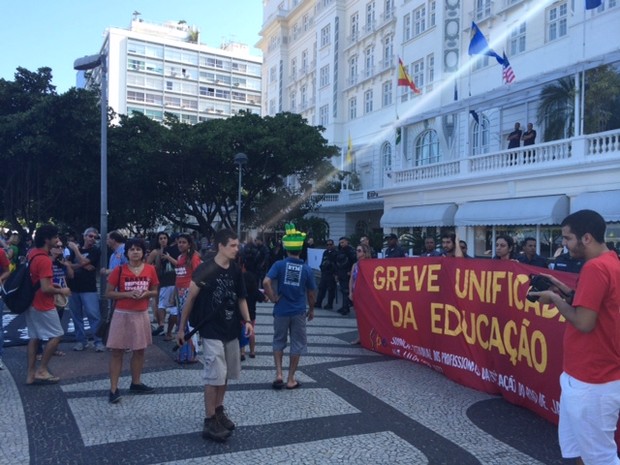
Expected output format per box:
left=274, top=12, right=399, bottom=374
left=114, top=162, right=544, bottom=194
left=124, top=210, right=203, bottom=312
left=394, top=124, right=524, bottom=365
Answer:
left=0, top=357, right=5, bottom=370
left=129, top=382, right=155, bottom=394
left=151, top=325, right=165, bottom=336
left=94, top=342, right=106, bottom=352
left=215, top=405, right=235, bottom=431
left=85, top=341, right=95, bottom=350
left=202, top=416, right=231, bottom=442
left=109, top=389, right=122, bottom=404
left=72, top=342, right=85, bottom=351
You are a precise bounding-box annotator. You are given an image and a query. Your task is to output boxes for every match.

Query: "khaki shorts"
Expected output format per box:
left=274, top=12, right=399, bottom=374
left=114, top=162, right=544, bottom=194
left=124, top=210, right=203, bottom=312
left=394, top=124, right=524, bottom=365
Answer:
left=201, top=338, right=241, bottom=386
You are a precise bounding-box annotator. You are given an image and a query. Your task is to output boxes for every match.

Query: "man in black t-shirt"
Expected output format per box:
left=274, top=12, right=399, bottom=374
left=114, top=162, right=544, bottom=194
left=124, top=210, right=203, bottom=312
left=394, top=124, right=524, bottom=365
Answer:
left=178, top=229, right=253, bottom=443
left=67, top=227, right=103, bottom=352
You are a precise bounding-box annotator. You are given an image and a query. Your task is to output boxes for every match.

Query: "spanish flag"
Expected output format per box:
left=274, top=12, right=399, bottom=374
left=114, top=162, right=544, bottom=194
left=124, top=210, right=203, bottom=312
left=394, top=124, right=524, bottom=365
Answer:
left=346, top=133, right=353, bottom=164
left=397, top=57, right=421, bottom=94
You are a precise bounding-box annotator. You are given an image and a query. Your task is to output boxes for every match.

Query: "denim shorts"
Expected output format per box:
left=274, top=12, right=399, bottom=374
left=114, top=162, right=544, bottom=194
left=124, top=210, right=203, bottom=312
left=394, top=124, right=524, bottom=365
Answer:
left=272, top=313, right=308, bottom=355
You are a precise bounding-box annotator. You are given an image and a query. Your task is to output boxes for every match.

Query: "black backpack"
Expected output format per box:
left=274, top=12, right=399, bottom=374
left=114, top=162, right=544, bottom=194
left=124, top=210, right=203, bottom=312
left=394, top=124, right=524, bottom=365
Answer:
left=1, top=255, right=43, bottom=314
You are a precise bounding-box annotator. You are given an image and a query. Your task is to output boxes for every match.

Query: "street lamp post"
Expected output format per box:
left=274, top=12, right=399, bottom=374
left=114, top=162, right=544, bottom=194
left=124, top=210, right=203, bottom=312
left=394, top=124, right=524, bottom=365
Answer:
left=74, top=53, right=108, bottom=296
left=234, top=153, right=248, bottom=240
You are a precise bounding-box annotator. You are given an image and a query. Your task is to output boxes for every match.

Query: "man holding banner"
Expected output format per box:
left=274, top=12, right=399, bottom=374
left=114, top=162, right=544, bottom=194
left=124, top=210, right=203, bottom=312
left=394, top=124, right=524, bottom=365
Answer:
left=530, top=209, right=620, bottom=465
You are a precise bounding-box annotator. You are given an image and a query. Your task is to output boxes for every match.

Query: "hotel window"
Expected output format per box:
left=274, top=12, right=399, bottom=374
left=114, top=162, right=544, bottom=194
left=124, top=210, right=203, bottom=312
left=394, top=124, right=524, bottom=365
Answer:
left=383, top=35, right=393, bottom=67
left=301, top=85, right=308, bottom=108
left=303, top=14, right=310, bottom=31
left=365, top=47, right=374, bottom=78
left=366, top=1, right=376, bottom=31
left=412, top=59, right=424, bottom=93
left=382, top=142, right=392, bottom=171
left=349, top=55, right=358, bottom=84
left=472, top=115, right=491, bottom=155
left=475, top=0, right=491, bottom=21
left=320, top=24, right=331, bottom=47
left=301, top=50, right=309, bottom=71
left=385, top=0, right=394, bottom=16
left=349, top=97, right=357, bottom=119
left=382, top=81, right=393, bottom=107
left=427, top=54, right=434, bottom=84
left=320, top=65, right=330, bottom=87
left=403, top=13, right=412, bottom=41
left=429, top=1, right=436, bottom=27
left=414, top=5, right=426, bottom=36
left=509, top=23, right=526, bottom=55
left=547, top=2, right=567, bottom=42
left=351, top=13, right=359, bottom=40
left=319, top=104, right=329, bottom=126
left=364, top=89, right=373, bottom=113
left=415, top=129, right=441, bottom=166
left=269, top=66, right=277, bottom=83
left=290, top=91, right=297, bottom=111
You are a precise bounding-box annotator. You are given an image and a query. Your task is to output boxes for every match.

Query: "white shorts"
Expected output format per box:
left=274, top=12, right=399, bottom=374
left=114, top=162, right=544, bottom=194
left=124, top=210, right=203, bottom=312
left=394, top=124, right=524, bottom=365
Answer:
left=158, top=286, right=178, bottom=316
left=25, top=307, right=64, bottom=340
left=559, top=372, right=620, bottom=464
left=201, top=338, right=241, bottom=386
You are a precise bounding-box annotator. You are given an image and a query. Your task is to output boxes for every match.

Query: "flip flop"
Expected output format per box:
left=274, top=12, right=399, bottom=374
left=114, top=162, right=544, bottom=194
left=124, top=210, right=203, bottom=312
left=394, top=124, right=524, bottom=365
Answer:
left=272, top=380, right=284, bottom=390
left=286, top=382, right=301, bottom=390
left=32, top=375, right=60, bottom=385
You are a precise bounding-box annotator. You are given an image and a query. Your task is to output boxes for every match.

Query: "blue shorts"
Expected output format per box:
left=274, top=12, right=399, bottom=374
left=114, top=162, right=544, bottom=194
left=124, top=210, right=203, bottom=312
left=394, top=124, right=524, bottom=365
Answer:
left=272, top=313, right=307, bottom=355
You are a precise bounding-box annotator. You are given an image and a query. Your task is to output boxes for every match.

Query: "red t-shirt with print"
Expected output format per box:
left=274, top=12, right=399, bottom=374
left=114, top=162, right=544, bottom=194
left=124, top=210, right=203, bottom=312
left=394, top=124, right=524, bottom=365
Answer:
left=28, top=248, right=55, bottom=311
left=175, top=253, right=201, bottom=289
left=0, top=248, right=9, bottom=272
left=108, top=264, right=159, bottom=311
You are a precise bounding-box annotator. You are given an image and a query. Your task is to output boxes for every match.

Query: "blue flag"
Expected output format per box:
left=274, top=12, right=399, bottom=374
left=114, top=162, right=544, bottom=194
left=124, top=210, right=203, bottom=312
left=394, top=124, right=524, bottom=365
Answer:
left=468, top=22, right=504, bottom=65
left=585, top=0, right=602, bottom=9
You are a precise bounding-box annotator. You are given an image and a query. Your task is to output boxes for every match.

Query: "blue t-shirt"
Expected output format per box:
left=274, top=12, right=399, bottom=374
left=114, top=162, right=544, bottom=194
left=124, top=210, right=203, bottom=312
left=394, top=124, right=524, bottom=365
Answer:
left=267, top=257, right=317, bottom=317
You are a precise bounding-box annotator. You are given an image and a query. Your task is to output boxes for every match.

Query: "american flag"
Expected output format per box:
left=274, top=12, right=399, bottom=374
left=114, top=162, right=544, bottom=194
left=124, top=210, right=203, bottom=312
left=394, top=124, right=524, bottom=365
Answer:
left=502, top=52, right=515, bottom=85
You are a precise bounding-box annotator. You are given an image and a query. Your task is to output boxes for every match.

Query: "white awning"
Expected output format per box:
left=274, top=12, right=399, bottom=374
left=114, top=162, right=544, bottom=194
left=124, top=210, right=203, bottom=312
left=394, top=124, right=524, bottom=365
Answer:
left=571, top=191, right=620, bottom=222
left=381, top=203, right=457, bottom=227
left=454, top=195, right=569, bottom=226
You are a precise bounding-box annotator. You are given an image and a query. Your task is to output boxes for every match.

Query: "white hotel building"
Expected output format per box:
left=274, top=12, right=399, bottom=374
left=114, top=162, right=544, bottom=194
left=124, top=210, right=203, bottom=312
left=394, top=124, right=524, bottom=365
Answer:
left=83, top=18, right=262, bottom=124
left=258, top=0, right=620, bottom=257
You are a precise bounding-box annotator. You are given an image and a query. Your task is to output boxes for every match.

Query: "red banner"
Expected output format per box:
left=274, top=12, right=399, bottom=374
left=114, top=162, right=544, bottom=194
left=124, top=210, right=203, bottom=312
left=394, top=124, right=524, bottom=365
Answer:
left=354, top=257, right=579, bottom=425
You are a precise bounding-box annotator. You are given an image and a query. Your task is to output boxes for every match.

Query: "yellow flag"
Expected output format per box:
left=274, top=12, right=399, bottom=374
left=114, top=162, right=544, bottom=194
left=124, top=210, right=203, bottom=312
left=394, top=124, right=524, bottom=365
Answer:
left=346, top=133, right=353, bottom=164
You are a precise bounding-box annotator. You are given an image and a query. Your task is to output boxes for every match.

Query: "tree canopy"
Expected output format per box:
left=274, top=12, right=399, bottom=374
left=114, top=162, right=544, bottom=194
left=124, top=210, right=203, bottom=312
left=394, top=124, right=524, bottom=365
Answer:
left=0, top=67, right=339, bottom=236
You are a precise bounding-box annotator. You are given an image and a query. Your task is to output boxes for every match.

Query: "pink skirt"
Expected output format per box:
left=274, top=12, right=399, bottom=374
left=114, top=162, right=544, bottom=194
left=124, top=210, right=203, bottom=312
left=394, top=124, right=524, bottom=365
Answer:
left=106, top=309, right=152, bottom=350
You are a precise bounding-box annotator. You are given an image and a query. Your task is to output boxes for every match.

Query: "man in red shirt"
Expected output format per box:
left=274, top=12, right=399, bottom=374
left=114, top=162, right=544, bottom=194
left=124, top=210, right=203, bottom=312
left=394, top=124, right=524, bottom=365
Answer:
left=530, top=210, right=620, bottom=465
left=0, top=247, right=11, bottom=370
left=25, top=225, right=71, bottom=385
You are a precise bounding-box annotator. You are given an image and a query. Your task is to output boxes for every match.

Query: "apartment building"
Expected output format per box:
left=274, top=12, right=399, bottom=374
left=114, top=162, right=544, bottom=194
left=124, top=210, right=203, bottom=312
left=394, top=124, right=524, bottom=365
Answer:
left=84, top=18, right=262, bottom=124
left=259, top=0, right=620, bottom=257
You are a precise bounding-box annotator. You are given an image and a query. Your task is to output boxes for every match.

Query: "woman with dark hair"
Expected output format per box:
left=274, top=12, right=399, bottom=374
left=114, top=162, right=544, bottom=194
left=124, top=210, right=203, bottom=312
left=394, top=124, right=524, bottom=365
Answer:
left=348, top=243, right=372, bottom=345
left=147, top=232, right=179, bottom=338
left=164, top=233, right=202, bottom=361
left=494, top=235, right=516, bottom=260
left=105, top=238, right=159, bottom=404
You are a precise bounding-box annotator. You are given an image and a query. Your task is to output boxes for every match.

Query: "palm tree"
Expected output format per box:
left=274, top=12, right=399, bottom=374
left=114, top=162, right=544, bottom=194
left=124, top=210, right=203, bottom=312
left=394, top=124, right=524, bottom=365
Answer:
left=537, top=77, right=574, bottom=142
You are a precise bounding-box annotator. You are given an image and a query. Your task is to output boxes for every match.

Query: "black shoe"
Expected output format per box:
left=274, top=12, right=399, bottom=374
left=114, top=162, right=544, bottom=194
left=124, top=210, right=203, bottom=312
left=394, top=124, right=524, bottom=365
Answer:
left=315, top=304, right=322, bottom=309
left=151, top=325, right=165, bottom=336
left=240, top=354, right=246, bottom=361
left=215, top=405, right=235, bottom=431
left=337, top=308, right=349, bottom=315
left=109, top=389, right=122, bottom=404
left=202, top=416, right=232, bottom=442
left=324, top=305, right=333, bottom=310
left=129, top=382, right=155, bottom=394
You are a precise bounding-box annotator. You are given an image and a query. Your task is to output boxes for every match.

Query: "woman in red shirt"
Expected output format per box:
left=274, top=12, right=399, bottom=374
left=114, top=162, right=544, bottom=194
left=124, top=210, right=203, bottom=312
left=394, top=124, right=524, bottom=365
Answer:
left=105, top=238, right=159, bottom=404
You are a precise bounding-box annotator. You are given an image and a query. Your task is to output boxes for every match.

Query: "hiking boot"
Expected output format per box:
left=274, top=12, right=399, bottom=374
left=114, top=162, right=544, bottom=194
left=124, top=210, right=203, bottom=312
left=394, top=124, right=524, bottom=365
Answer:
left=129, top=383, right=155, bottom=394
left=109, top=389, right=122, bottom=404
left=202, top=416, right=232, bottom=442
left=72, top=342, right=85, bottom=351
left=215, top=405, right=235, bottom=431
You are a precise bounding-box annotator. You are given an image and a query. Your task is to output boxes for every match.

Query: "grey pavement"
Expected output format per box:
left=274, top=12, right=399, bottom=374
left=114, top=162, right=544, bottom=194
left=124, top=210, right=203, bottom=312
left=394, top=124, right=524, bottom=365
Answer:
left=0, top=303, right=570, bottom=465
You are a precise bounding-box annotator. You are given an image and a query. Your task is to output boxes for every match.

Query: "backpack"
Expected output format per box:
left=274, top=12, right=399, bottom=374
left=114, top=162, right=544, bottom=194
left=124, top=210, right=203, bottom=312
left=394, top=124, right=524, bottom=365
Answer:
left=0, top=255, right=43, bottom=314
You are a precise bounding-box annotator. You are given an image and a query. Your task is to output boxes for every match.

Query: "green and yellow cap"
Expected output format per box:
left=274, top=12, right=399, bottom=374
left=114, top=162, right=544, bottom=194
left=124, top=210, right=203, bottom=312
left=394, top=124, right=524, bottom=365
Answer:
left=282, top=223, right=306, bottom=251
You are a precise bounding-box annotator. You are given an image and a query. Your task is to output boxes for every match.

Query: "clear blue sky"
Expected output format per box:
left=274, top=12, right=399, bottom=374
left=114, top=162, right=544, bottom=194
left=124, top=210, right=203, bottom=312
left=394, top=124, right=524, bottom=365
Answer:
left=0, top=0, right=263, bottom=93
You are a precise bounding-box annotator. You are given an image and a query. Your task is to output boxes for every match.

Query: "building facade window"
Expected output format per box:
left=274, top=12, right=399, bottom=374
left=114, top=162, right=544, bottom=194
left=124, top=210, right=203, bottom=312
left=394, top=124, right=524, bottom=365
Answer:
left=472, top=115, right=491, bottom=155
left=349, top=55, right=358, bottom=84
left=320, top=65, right=330, bottom=87
left=415, top=129, right=440, bottom=166
left=291, top=58, right=297, bottom=78
left=290, top=91, right=297, bottom=111
left=366, top=1, right=376, bottom=32
left=349, top=97, right=357, bottom=119
left=383, top=35, right=393, bottom=68
left=301, top=85, right=308, bottom=108
left=319, top=104, right=329, bottom=126
left=269, top=66, right=277, bottom=83
left=427, top=54, right=434, bottom=84
left=365, top=47, right=374, bottom=78
left=403, top=13, right=412, bottom=41
left=429, top=1, right=436, bottom=27
left=320, top=24, right=331, bottom=47
left=382, top=81, right=393, bottom=107
left=364, top=89, right=373, bottom=113
left=385, top=0, right=394, bottom=16
left=351, top=12, right=359, bottom=40
left=412, top=59, right=424, bottom=93
left=509, top=23, right=526, bottom=55
left=475, top=0, right=491, bottom=21
left=382, top=142, right=392, bottom=171
left=301, top=49, right=309, bottom=72
left=414, top=5, right=426, bottom=36
left=547, top=2, right=568, bottom=42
